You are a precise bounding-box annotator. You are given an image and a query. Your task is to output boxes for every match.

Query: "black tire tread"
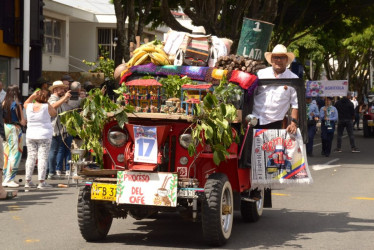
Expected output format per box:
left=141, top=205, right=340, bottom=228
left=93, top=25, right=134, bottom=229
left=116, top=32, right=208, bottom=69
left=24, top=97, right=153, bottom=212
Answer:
left=77, top=186, right=113, bottom=241
left=202, top=173, right=232, bottom=246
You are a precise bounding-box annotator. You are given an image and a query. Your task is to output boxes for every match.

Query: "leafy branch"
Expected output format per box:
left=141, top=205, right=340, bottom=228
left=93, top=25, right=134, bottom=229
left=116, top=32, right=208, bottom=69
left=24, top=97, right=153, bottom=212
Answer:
left=187, top=79, right=241, bottom=165
left=60, top=88, right=134, bottom=167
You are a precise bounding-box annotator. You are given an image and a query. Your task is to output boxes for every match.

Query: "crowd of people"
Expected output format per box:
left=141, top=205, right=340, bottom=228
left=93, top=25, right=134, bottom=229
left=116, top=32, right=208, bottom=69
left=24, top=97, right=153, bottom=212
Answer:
left=0, top=76, right=91, bottom=200
left=306, top=92, right=361, bottom=158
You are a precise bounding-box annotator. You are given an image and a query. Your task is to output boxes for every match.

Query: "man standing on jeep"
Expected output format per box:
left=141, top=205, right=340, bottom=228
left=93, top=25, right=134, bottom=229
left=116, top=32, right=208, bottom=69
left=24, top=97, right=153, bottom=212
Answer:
left=253, top=44, right=299, bottom=133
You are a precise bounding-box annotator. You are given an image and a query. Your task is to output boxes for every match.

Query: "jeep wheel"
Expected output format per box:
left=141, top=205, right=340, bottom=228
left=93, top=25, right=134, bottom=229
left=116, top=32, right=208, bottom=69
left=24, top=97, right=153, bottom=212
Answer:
left=240, top=188, right=264, bottom=222
left=77, top=186, right=113, bottom=241
left=202, top=173, right=233, bottom=246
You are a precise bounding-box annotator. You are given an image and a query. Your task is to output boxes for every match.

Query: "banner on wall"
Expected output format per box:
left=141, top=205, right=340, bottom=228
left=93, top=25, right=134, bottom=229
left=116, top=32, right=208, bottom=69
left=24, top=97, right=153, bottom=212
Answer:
left=306, top=80, right=348, bottom=97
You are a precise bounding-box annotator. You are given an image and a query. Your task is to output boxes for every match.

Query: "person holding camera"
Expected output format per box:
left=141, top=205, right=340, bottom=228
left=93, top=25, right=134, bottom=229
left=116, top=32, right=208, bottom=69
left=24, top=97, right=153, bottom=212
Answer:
left=55, top=81, right=83, bottom=177
left=306, top=97, right=319, bottom=157
left=47, top=81, right=71, bottom=179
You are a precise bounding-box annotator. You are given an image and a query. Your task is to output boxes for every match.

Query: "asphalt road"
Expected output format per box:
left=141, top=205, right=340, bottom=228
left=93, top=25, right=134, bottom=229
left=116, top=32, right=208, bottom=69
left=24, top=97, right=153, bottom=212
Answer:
left=1, top=128, right=374, bottom=250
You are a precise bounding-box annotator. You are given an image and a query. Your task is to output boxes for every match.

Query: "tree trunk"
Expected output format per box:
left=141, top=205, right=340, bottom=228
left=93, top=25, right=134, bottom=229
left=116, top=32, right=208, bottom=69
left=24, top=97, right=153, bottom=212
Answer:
left=113, top=0, right=128, bottom=66
left=160, top=0, right=191, bottom=33
left=136, top=0, right=155, bottom=38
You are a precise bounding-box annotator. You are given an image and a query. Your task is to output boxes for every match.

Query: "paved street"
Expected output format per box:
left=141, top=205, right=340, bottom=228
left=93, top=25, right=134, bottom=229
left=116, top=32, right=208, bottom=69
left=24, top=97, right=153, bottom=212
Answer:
left=1, top=129, right=374, bottom=250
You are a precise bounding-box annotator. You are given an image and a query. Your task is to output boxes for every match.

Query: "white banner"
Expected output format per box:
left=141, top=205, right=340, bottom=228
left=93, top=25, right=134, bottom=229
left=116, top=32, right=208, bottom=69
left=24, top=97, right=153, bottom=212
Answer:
left=306, top=80, right=348, bottom=97
left=116, top=171, right=178, bottom=207
left=133, top=125, right=158, bottom=164
left=251, top=129, right=313, bottom=188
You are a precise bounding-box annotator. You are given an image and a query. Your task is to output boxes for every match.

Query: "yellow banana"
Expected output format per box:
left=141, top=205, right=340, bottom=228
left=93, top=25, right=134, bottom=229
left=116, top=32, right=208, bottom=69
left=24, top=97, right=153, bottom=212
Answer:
left=154, top=47, right=168, bottom=58
left=128, top=50, right=147, bottom=66
left=150, top=57, right=160, bottom=65
left=134, top=53, right=150, bottom=66
left=150, top=52, right=170, bottom=65
left=141, top=46, right=157, bottom=53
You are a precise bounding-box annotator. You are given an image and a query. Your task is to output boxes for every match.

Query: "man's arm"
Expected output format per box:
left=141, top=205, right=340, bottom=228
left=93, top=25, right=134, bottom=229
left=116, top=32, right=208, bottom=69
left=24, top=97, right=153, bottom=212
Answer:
left=287, top=108, right=298, bottom=134
left=50, top=91, right=71, bottom=109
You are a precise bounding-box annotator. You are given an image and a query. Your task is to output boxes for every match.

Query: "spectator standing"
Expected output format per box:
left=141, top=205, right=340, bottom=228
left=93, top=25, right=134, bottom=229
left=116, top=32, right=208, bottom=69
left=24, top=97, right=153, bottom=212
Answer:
left=47, top=81, right=71, bottom=179
left=24, top=90, right=57, bottom=189
left=319, top=97, right=338, bottom=157
left=351, top=96, right=360, bottom=129
left=0, top=101, right=17, bottom=199
left=56, top=81, right=83, bottom=177
left=306, top=97, right=319, bottom=156
left=334, top=93, right=360, bottom=153
left=0, top=81, right=6, bottom=103
left=2, top=85, right=26, bottom=187
left=61, top=74, right=74, bottom=88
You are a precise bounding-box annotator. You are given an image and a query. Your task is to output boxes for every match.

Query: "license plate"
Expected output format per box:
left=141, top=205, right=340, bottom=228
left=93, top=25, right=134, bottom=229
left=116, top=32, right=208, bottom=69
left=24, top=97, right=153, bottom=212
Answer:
left=91, top=183, right=117, bottom=201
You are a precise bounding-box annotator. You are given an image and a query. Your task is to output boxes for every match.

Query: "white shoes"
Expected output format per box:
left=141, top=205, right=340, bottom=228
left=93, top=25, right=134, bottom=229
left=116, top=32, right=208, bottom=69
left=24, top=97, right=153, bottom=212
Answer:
left=3, top=180, right=20, bottom=188
left=56, top=170, right=62, bottom=176
left=25, top=181, right=36, bottom=188
left=37, top=182, right=52, bottom=189
left=65, top=170, right=71, bottom=176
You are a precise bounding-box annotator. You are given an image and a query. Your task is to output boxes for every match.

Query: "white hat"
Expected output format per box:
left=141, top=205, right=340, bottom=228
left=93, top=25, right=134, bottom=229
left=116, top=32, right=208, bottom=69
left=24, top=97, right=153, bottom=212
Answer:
left=49, top=80, right=69, bottom=91
left=189, top=26, right=210, bottom=38
left=264, top=44, right=295, bottom=66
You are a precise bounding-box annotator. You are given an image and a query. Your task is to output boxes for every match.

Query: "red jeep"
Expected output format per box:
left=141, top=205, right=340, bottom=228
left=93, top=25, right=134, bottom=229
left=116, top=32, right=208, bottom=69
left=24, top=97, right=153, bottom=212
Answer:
left=75, top=75, right=306, bottom=246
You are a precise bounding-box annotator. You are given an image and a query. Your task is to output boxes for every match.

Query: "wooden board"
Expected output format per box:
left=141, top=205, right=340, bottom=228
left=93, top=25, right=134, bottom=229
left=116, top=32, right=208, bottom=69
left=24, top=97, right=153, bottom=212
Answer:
left=127, top=110, right=242, bottom=123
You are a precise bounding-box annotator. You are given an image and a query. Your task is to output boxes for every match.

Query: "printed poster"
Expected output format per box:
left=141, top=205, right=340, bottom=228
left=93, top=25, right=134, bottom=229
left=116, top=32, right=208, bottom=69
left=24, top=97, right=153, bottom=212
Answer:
left=133, top=125, right=158, bottom=163
left=306, top=80, right=348, bottom=97
left=251, top=129, right=313, bottom=188
left=116, top=171, right=178, bottom=207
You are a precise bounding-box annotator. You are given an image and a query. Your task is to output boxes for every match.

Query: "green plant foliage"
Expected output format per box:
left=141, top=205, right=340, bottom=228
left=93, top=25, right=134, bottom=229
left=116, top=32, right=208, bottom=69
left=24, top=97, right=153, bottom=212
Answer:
left=159, top=75, right=195, bottom=99
left=188, top=80, right=241, bottom=165
left=82, top=45, right=115, bottom=80
left=60, top=88, right=134, bottom=167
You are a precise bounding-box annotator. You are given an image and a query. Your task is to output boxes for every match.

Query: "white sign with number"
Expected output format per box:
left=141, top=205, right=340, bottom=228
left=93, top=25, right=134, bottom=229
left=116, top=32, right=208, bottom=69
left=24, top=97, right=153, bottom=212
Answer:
left=133, top=125, right=158, bottom=163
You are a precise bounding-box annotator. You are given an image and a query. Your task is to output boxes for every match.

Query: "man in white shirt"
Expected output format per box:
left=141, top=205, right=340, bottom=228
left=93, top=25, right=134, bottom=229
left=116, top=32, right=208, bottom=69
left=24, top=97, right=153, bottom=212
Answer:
left=0, top=81, right=6, bottom=103
left=253, top=44, right=299, bottom=134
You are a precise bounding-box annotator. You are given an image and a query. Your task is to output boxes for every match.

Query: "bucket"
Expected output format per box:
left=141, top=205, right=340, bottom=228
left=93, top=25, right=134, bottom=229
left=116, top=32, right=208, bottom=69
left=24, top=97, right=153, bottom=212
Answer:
left=236, top=18, right=274, bottom=61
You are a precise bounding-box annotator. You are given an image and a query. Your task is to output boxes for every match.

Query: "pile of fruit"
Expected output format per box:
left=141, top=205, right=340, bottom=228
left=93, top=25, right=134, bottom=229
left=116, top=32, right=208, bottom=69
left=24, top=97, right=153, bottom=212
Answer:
left=127, top=41, right=170, bottom=67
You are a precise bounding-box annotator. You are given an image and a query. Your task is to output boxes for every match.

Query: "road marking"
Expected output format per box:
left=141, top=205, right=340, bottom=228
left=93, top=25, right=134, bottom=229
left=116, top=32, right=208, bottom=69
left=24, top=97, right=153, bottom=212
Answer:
left=352, top=197, right=374, bottom=201
left=25, top=239, right=40, bottom=243
left=324, top=158, right=339, bottom=165
left=272, top=192, right=290, bottom=196
left=312, top=158, right=341, bottom=171
left=348, top=222, right=374, bottom=226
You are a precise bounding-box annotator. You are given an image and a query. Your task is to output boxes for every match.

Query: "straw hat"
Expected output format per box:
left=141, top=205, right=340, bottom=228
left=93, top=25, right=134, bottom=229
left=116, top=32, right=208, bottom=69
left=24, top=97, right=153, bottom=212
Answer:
left=189, top=26, right=210, bottom=38
left=49, top=80, right=69, bottom=91
left=264, top=44, right=295, bottom=66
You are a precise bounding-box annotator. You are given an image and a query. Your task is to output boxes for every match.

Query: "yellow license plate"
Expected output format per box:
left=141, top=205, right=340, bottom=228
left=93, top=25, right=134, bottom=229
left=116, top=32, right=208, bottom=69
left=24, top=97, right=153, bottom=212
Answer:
left=91, top=183, right=117, bottom=201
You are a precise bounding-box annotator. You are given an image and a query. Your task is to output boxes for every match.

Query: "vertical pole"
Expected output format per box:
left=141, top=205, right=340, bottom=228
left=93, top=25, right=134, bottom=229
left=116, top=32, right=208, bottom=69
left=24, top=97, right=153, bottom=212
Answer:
left=22, top=0, right=31, bottom=96
left=310, top=59, right=313, bottom=80
left=370, top=49, right=373, bottom=90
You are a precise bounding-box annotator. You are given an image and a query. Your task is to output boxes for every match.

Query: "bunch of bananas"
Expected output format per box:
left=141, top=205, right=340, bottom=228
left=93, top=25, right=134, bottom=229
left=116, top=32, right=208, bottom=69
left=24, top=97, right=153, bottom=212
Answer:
left=127, top=42, right=170, bottom=67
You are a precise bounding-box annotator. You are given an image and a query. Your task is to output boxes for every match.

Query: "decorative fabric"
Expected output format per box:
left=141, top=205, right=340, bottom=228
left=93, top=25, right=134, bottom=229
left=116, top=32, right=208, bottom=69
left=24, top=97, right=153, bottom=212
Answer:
left=229, top=70, right=258, bottom=90
left=155, top=65, right=182, bottom=76
left=180, top=66, right=209, bottom=81
left=211, top=69, right=228, bottom=80
left=251, top=128, right=312, bottom=188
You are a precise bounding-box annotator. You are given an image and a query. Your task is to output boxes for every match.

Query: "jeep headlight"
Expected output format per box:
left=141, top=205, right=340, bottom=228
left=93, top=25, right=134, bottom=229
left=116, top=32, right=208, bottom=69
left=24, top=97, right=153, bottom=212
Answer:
left=179, top=133, right=194, bottom=149
left=108, top=126, right=128, bottom=147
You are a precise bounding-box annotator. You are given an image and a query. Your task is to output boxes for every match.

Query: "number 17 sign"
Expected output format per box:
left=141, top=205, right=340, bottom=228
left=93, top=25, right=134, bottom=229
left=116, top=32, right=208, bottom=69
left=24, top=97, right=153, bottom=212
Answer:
left=133, top=125, right=158, bottom=163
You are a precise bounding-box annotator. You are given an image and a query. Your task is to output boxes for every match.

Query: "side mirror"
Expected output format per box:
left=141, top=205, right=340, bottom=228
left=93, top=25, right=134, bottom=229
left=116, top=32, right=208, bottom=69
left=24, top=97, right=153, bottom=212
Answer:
left=245, top=114, right=258, bottom=126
